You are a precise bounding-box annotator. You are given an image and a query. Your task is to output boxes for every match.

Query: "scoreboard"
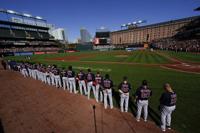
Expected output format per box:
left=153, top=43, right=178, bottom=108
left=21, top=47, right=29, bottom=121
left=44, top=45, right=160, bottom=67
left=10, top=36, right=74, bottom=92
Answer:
left=94, top=31, right=110, bottom=45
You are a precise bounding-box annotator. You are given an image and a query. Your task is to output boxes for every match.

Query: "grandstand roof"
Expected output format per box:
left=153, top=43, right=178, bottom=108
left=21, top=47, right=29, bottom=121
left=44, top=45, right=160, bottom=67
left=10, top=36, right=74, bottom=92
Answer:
left=0, top=20, right=49, bottom=30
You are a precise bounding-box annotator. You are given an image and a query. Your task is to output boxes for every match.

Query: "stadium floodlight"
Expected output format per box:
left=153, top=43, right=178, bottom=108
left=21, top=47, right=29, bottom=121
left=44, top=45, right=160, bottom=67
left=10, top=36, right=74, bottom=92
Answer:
left=7, top=10, right=16, bottom=14
left=132, top=21, right=137, bottom=24
left=35, top=16, right=43, bottom=20
left=122, top=24, right=126, bottom=27
left=138, top=20, right=142, bottom=23
left=23, top=13, right=32, bottom=17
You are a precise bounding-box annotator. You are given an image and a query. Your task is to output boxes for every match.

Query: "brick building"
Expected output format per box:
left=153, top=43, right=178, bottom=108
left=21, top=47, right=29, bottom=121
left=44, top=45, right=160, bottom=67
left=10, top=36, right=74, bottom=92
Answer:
left=110, top=16, right=199, bottom=46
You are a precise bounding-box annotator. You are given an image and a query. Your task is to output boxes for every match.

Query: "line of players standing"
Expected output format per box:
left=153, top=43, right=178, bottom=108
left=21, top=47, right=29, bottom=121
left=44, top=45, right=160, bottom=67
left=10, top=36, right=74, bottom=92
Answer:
left=17, top=62, right=177, bottom=132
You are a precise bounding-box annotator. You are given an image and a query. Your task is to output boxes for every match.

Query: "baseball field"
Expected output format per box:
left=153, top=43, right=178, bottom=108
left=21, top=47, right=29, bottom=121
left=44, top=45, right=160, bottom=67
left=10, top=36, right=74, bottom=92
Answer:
left=5, top=50, right=200, bottom=133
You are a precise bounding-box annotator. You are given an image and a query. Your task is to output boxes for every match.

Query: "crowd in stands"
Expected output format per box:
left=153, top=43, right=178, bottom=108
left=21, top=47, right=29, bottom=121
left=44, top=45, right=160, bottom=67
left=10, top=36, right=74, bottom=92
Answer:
left=0, top=47, right=60, bottom=53
left=152, top=38, right=200, bottom=52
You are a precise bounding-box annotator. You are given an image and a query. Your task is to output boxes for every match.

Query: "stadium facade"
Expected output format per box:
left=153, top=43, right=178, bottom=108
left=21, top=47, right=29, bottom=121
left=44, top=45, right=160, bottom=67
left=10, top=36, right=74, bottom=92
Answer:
left=110, top=16, right=200, bottom=46
left=0, top=9, right=60, bottom=56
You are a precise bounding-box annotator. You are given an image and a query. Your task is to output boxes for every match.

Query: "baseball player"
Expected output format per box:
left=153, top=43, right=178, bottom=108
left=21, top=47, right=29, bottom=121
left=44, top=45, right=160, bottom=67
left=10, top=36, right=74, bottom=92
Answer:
left=135, top=80, right=152, bottom=122
left=95, top=72, right=103, bottom=102
left=21, top=63, right=28, bottom=77
left=102, top=74, right=113, bottom=109
left=77, top=70, right=87, bottom=95
left=45, top=66, right=51, bottom=85
left=33, top=64, right=38, bottom=80
left=61, top=67, right=67, bottom=90
left=159, top=83, right=177, bottom=132
left=53, top=66, right=62, bottom=88
left=36, top=64, right=42, bottom=81
left=118, top=76, right=131, bottom=112
left=67, top=66, right=77, bottom=93
left=50, top=65, right=55, bottom=86
left=86, top=69, right=96, bottom=99
left=41, top=65, right=46, bottom=83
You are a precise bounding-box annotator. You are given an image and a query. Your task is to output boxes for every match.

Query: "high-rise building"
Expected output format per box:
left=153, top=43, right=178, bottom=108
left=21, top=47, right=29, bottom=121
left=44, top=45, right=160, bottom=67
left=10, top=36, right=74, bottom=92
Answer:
left=50, top=28, right=66, bottom=41
left=80, top=28, right=92, bottom=44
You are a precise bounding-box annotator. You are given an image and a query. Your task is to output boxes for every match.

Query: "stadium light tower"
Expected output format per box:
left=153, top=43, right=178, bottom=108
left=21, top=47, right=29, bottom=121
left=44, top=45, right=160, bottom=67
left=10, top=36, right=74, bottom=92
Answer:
left=7, top=10, right=16, bottom=14
left=121, top=20, right=147, bottom=30
left=35, top=16, right=43, bottom=20
left=23, top=13, right=32, bottom=17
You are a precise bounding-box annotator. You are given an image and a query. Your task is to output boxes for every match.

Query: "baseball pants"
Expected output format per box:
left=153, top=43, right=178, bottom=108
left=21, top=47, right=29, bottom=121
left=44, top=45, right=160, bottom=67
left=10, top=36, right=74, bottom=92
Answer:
left=136, top=100, right=149, bottom=121
left=41, top=72, right=46, bottom=82
left=27, top=68, right=31, bottom=77
left=62, top=77, right=70, bottom=90
left=54, top=75, right=62, bottom=88
left=87, top=81, right=96, bottom=99
left=103, top=89, right=113, bottom=109
left=120, top=93, right=129, bottom=112
left=96, top=84, right=103, bottom=102
left=50, top=73, right=55, bottom=86
left=78, top=80, right=87, bottom=95
left=22, top=68, right=28, bottom=77
left=161, top=105, right=176, bottom=131
left=68, top=77, right=77, bottom=93
left=33, top=70, right=37, bottom=79
left=46, top=75, right=51, bottom=85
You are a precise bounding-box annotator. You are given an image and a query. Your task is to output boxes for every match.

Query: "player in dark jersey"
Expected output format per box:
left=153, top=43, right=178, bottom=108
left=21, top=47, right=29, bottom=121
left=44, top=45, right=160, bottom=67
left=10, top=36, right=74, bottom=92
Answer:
left=160, top=83, right=177, bottom=132
left=67, top=66, right=77, bottom=93
left=86, top=69, right=96, bottom=99
left=95, top=72, right=103, bottom=102
left=135, top=80, right=152, bottom=122
left=118, top=76, right=131, bottom=112
left=45, top=66, right=51, bottom=85
left=53, top=66, right=62, bottom=88
left=102, top=74, right=113, bottom=109
left=60, top=67, right=67, bottom=90
left=77, top=70, right=87, bottom=95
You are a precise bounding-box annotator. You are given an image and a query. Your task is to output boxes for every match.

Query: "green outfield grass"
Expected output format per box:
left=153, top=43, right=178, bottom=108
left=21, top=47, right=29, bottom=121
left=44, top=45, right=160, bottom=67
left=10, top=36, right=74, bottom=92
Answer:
left=5, top=50, right=200, bottom=133
left=80, top=50, right=170, bottom=64
left=159, top=50, right=200, bottom=63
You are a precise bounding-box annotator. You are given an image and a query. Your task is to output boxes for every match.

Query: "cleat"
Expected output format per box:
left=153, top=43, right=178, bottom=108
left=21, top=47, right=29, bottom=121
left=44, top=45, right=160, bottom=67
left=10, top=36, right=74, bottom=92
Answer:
left=161, top=128, right=166, bottom=132
left=167, top=126, right=171, bottom=130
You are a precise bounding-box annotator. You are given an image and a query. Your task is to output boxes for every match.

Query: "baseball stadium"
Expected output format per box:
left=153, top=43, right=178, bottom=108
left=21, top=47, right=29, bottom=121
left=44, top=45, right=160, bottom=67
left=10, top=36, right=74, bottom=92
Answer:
left=0, top=1, right=200, bottom=133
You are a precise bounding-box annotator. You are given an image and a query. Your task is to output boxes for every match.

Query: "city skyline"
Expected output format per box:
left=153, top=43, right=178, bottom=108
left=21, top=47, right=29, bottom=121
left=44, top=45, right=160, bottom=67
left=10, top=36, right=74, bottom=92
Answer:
left=80, top=28, right=92, bottom=44
left=0, top=0, right=199, bottom=42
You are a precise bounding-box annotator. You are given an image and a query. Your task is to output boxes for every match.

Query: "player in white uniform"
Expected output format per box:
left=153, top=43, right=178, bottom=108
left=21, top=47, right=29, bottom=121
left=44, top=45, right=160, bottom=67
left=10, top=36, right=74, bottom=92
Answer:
left=159, top=83, right=177, bottom=132
left=61, top=68, right=67, bottom=90
left=67, top=66, right=77, bottom=93
left=118, top=77, right=131, bottom=112
left=95, top=72, right=103, bottom=102
left=102, top=74, right=113, bottom=109
left=86, top=69, right=96, bottom=99
left=45, top=66, right=51, bottom=85
left=135, top=80, right=152, bottom=122
left=54, top=67, right=62, bottom=88
left=50, top=66, right=55, bottom=86
left=77, top=70, right=87, bottom=95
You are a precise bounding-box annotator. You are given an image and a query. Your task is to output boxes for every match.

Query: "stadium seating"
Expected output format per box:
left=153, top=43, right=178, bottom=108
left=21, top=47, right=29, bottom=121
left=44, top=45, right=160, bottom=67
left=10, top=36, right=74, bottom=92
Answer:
left=13, top=29, right=27, bottom=38
left=0, top=27, right=13, bottom=38
left=28, top=31, right=41, bottom=39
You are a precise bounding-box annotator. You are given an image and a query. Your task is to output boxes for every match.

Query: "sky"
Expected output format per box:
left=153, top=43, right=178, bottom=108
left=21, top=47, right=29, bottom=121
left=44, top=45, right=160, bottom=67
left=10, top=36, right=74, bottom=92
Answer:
left=0, top=0, right=200, bottom=42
